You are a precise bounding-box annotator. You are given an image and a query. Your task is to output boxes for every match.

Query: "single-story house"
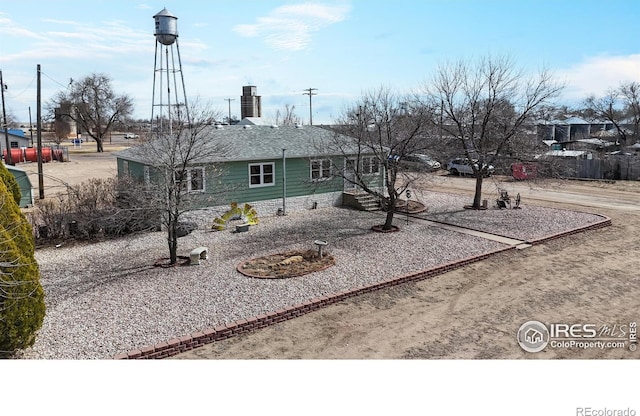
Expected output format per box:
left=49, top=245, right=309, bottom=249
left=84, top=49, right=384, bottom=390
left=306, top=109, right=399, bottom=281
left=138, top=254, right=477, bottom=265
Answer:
left=5, top=165, right=34, bottom=208
left=114, top=125, right=384, bottom=222
left=1, top=129, right=31, bottom=157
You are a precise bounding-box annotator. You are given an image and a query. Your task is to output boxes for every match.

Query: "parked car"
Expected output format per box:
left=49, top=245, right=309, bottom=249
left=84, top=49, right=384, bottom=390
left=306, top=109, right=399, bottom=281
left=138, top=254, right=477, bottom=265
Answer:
left=124, top=133, right=139, bottom=139
left=401, top=154, right=441, bottom=171
left=446, top=158, right=495, bottom=177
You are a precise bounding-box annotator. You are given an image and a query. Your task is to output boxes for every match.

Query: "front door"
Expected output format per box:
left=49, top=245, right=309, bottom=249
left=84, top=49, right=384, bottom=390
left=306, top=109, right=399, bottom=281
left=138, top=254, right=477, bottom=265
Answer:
left=344, top=158, right=359, bottom=192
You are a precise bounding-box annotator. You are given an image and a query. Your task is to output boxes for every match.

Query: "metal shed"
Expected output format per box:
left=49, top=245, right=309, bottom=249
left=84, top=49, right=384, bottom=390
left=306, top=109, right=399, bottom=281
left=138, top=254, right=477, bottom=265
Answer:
left=5, top=165, right=34, bottom=208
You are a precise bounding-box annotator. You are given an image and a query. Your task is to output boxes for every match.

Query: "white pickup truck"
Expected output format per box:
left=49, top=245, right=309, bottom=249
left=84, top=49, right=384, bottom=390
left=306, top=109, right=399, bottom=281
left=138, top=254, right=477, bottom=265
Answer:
left=124, top=133, right=139, bottom=139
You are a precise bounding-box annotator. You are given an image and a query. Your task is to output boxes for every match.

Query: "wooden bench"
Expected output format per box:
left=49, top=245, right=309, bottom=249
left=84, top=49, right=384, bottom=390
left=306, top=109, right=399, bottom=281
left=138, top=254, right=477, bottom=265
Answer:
left=190, top=246, right=208, bottom=265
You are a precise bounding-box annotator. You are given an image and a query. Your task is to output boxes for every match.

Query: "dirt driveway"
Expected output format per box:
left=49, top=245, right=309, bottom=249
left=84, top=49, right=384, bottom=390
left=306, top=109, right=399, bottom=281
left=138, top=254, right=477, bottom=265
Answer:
left=15, top=151, right=640, bottom=359
left=173, top=176, right=640, bottom=359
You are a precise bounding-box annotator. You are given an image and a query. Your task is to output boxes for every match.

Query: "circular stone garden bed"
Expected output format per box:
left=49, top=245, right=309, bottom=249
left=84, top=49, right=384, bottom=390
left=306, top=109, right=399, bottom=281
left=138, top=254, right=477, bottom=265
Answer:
left=394, top=199, right=427, bottom=214
left=237, top=249, right=336, bottom=279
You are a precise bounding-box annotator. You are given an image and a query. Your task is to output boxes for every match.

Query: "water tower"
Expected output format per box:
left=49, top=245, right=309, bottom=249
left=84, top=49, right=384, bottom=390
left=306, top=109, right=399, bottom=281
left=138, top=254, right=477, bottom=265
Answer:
left=151, top=8, right=190, bottom=134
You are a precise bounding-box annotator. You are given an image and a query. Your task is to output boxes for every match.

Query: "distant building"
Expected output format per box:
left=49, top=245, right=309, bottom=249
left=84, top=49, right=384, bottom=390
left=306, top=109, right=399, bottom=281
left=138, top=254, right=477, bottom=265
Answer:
left=1, top=129, right=31, bottom=154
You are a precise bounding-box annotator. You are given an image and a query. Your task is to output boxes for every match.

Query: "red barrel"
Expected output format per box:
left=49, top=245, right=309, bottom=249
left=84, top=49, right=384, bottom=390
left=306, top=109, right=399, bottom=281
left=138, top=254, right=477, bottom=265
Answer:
left=23, top=147, right=52, bottom=163
left=41, top=147, right=52, bottom=162
left=52, top=148, right=64, bottom=162
left=2, top=148, right=25, bottom=163
left=25, top=147, right=37, bottom=162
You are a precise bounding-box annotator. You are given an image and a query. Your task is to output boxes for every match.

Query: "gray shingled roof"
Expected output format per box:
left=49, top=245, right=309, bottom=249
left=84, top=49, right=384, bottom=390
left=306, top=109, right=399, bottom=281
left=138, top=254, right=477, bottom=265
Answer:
left=115, top=125, right=364, bottom=164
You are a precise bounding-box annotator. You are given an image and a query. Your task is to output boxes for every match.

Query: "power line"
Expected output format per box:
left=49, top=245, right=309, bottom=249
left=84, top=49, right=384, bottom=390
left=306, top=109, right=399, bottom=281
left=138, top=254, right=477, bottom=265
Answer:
left=39, top=70, right=71, bottom=90
left=5, top=73, right=37, bottom=99
left=302, top=87, right=317, bottom=125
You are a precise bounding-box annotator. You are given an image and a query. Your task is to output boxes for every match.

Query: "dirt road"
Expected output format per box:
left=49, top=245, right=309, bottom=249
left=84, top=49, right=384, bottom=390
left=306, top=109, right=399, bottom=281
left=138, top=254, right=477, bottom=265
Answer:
left=173, top=176, right=640, bottom=359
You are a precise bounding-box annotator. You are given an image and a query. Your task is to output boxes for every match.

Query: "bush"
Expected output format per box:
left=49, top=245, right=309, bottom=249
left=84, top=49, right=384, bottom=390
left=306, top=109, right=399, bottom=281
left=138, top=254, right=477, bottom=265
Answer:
left=32, top=177, right=161, bottom=242
left=0, top=162, right=21, bottom=206
left=0, top=179, right=45, bottom=357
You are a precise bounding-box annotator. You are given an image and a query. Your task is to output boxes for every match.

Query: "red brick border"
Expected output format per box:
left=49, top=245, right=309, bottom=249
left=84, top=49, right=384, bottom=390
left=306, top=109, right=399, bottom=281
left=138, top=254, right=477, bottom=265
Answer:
left=114, top=214, right=611, bottom=359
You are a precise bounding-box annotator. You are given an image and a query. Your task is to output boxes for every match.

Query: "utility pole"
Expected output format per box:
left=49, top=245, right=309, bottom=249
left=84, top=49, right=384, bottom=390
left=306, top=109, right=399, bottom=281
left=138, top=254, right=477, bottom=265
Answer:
left=29, top=106, right=34, bottom=147
left=302, top=87, right=317, bottom=125
left=1, top=70, right=13, bottom=165
left=37, top=64, right=44, bottom=199
left=224, top=98, right=235, bottom=124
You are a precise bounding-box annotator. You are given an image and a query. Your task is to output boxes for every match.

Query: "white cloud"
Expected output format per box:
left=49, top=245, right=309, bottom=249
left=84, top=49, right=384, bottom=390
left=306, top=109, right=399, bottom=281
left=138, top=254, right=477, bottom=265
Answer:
left=0, top=16, right=46, bottom=40
left=0, top=17, right=167, bottom=64
left=233, top=2, right=351, bottom=51
left=558, top=54, right=640, bottom=101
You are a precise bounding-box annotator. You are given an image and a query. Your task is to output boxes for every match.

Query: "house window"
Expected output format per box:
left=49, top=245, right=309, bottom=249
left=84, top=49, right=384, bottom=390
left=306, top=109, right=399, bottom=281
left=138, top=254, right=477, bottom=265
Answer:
left=362, top=156, right=380, bottom=175
left=10, top=141, right=18, bottom=148
left=311, top=159, right=332, bottom=180
left=190, top=168, right=204, bottom=192
left=249, top=162, right=275, bottom=188
left=174, top=167, right=205, bottom=193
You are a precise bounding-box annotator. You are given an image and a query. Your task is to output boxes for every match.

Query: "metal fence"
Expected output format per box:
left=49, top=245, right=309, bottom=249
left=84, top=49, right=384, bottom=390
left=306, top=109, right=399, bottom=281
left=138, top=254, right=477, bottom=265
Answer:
left=571, top=155, right=640, bottom=180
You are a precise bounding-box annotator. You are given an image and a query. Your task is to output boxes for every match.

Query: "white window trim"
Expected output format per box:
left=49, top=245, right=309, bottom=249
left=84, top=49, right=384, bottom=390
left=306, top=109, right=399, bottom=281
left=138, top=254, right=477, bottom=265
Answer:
left=174, top=167, right=206, bottom=193
left=310, top=159, right=332, bottom=181
left=248, top=162, right=275, bottom=188
left=361, top=156, right=380, bottom=175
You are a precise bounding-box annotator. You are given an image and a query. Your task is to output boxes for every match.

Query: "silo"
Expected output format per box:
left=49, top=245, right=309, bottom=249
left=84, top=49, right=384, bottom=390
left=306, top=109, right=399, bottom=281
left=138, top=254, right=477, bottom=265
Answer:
left=54, top=103, right=77, bottom=139
left=153, top=8, right=178, bottom=45
left=241, top=85, right=262, bottom=119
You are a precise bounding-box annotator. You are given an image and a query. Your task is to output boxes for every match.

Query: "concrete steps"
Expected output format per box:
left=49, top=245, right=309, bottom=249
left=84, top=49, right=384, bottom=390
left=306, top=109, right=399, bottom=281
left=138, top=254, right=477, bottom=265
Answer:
left=353, top=194, right=380, bottom=211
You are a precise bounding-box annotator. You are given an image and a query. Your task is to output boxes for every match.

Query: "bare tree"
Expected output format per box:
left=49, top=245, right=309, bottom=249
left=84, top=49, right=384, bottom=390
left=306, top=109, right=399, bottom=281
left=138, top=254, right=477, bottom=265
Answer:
left=124, top=100, right=229, bottom=264
left=274, top=104, right=302, bottom=126
left=583, top=81, right=640, bottom=145
left=422, top=55, right=563, bottom=209
left=330, top=87, right=432, bottom=230
left=619, top=82, right=640, bottom=142
left=49, top=73, right=133, bottom=152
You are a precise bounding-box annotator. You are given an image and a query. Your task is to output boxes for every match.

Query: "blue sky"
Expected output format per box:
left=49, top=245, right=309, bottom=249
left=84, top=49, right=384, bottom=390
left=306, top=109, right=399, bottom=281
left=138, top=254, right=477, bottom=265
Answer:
left=1, top=0, right=640, bottom=125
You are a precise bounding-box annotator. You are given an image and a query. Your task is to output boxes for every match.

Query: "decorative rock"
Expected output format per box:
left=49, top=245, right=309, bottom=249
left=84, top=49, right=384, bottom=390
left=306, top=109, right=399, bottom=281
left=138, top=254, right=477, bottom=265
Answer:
left=280, top=255, right=304, bottom=265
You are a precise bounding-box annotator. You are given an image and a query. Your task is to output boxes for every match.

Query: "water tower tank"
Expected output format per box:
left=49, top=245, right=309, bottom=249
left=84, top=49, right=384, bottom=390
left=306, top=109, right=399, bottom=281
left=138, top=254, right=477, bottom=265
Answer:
left=154, top=8, right=178, bottom=45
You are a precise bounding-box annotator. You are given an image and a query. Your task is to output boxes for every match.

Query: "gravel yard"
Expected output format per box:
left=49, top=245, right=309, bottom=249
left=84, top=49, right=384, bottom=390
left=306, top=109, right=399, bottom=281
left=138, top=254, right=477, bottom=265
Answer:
left=420, top=191, right=604, bottom=241
left=18, top=192, right=605, bottom=359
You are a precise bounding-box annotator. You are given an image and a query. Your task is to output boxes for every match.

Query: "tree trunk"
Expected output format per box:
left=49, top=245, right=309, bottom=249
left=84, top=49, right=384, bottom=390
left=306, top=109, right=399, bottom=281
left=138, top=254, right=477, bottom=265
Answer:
left=168, top=220, right=177, bottom=265
left=473, top=174, right=484, bottom=209
left=383, top=195, right=396, bottom=230
left=96, top=138, right=104, bottom=153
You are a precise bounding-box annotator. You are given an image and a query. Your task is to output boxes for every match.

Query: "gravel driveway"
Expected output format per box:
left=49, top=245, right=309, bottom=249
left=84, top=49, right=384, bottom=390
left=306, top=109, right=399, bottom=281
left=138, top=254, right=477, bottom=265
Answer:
left=18, top=191, right=605, bottom=359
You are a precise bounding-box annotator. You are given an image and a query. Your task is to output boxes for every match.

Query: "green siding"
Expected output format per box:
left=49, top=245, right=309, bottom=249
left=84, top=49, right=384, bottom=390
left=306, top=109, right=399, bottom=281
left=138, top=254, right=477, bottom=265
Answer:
left=116, top=155, right=384, bottom=209
left=117, top=159, right=147, bottom=179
